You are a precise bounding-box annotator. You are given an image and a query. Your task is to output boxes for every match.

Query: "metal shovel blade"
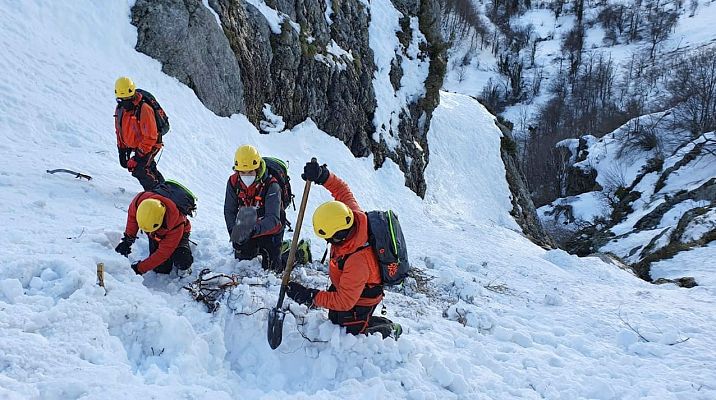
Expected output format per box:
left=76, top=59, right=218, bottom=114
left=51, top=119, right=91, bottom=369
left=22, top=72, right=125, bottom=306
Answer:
left=267, top=307, right=286, bottom=349
left=266, top=171, right=314, bottom=350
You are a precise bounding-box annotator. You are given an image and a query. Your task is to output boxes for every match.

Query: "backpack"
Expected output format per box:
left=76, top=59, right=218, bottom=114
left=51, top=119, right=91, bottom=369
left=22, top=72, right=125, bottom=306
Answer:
left=262, top=157, right=294, bottom=210
left=365, top=210, right=410, bottom=286
left=152, top=180, right=197, bottom=217
left=117, top=89, right=170, bottom=136
left=339, top=210, right=410, bottom=286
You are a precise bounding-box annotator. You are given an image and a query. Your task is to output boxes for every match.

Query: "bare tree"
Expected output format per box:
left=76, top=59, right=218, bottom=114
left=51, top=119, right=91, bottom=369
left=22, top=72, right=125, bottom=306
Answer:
left=645, top=0, right=679, bottom=59
left=689, top=0, right=699, bottom=17
left=666, top=47, right=716, bottom=136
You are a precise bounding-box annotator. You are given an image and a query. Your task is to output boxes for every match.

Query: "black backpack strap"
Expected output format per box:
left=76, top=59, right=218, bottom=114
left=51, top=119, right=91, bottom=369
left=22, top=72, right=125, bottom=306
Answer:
left=258, top=176, right=292, bottom=230
left=133, top=194, right=143, bottom=210
left=134, top=97, right=146, bottom=120
left=257, top=175, right=277, bottom=198
left=116, top=106, right=125, bottom=139
left=336, top=243, right=371, bottom=271
left=361, top=285, right=384, bottom=298
left=326, top=282, right=383, bottom=299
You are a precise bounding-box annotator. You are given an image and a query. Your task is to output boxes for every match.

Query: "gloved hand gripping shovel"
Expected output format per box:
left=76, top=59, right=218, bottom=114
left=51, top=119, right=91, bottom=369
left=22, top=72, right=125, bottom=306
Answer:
left=267, top=163, right=313, bottom=350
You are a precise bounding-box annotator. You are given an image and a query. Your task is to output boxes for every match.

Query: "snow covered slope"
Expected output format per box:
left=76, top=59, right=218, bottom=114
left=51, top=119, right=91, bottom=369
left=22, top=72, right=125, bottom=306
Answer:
left=1, top=1, right=715, bottom=399
left=443, top=0, right=716, bottom=131
left=538, top=111, right=716, bottom=284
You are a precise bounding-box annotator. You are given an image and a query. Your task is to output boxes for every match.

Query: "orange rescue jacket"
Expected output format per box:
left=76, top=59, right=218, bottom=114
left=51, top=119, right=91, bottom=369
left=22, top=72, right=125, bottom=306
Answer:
left=312, top=173, right=383, bottom=311
left=115, top=93, right=161, bottom=155
left=125, top=192, right=191, bottom=273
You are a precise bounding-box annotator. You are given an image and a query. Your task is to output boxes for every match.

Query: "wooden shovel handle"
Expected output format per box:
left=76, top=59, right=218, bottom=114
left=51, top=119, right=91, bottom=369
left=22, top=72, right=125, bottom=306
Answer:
left=275, top=158, right=315, bottom=306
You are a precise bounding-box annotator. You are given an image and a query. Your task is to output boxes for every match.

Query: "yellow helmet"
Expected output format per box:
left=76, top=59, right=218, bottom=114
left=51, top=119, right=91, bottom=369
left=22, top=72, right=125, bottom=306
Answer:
left=115, top=76, right=136, bottom=99
left=136, top=199, right=166, bottom=233
left=234, top=145, right=262, bottom=171
left=313, top=201, right=354, bottom=239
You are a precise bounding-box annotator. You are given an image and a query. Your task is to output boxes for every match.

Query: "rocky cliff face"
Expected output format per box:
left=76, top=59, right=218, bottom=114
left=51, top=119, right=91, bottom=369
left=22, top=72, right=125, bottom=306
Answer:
left=131, top=0, right=445, bottom=196
left=132, top=0, right=245, bottom=117
left=495, top=122, right=554, bottom=249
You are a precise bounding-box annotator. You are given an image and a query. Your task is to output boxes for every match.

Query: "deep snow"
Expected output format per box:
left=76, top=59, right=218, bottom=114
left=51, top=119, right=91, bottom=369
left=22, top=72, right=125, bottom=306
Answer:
left=1, top=1, right=715, bottom=399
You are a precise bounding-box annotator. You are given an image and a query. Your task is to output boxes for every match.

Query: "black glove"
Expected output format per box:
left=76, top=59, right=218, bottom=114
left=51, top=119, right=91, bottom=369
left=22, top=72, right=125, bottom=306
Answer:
left=118, top=149, right=131, bottom=168
left=131, top=262, right=143, bottom=275
left=286, top=281, right=319, bottom=306
left=115, top=234, right=135, bottom=257
left=301, top=160, right=329, bottom=185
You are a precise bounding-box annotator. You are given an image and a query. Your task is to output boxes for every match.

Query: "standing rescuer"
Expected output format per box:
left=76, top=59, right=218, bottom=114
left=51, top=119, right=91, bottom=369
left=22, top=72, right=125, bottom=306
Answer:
left=285, top=160, right=401, bottom=339
left=114, top=76, right=165, bottom=190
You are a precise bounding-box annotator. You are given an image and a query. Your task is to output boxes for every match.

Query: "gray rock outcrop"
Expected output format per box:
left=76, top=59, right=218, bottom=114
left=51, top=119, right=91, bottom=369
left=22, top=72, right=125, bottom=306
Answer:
left=496, top=121, right=554, bottom=248
left=132, top=0, right=446, bottom=197
left=132, top=0, right=245, bottom=117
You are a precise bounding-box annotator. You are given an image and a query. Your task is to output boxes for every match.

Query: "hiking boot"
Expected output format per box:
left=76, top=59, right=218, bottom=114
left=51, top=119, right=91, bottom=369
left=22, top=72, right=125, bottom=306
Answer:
left=391, top=323, right=402, bottom=340
left=280, top=239, right=312, bottom=268
left=296, top=239, right=312, bottom=265
left=366, top=321, right=402, bottom=340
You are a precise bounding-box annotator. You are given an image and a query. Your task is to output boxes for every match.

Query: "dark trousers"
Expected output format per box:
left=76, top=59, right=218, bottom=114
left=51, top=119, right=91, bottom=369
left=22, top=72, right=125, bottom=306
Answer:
left=149, top=233, right=193, bottom=274
left=132, top=149, right=164, bottom=190
left=328, top=305, right=394, bottom=338
left=234, top=230, right=285, bottom=272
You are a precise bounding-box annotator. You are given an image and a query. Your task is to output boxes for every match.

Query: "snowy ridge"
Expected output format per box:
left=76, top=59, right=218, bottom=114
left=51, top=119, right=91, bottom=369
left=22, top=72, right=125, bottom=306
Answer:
left=1, top=1, right=716, bottom=399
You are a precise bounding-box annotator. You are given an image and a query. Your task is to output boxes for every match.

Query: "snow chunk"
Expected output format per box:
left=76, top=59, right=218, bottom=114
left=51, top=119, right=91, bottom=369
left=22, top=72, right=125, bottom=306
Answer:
left=259, top=104, right=286, bottom=133
left=29, top=277, right=43, bottom=290
left=1, top=279, right=24, bottom=303
left=245, top=0, right=299, bottom=34
left=40, top=268, right=59, bottom=281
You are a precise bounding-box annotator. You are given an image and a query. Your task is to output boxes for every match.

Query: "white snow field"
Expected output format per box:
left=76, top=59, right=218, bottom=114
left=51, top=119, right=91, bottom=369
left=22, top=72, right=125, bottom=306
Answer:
left=1, top=1, right=715, bottom=399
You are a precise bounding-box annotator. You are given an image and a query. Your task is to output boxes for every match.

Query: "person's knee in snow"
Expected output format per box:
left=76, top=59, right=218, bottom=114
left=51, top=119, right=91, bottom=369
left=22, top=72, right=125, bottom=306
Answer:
left=285, top=160, right=400, bottom=340
left=114, top=183, right=194, bottom=277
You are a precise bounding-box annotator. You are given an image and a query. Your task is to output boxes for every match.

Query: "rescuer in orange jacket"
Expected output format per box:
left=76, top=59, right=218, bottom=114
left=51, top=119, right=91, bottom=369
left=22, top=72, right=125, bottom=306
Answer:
left=114, top=76, right=165, bottom=190
left=285, top=160, right=400, bottom=338
left=114, top=192, right=193, bottom=275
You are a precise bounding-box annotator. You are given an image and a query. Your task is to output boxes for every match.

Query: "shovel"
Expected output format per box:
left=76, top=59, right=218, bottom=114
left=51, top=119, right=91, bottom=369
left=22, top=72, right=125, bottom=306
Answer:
left=267, top=161, right=314, bottom=349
